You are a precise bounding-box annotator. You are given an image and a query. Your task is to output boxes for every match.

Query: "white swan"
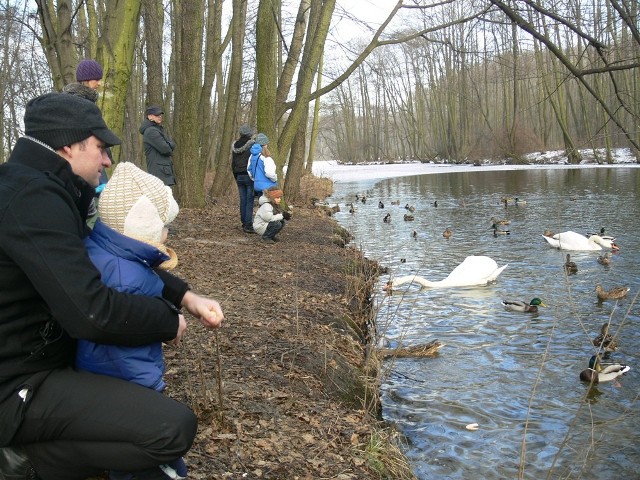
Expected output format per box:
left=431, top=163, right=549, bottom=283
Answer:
left=385, top=256, right=508, bottom=289
left=542, top=231, right=619, bottom=251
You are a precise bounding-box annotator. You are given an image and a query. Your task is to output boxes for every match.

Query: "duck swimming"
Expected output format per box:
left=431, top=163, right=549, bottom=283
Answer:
left=592, top=323, right=618, bottom=354
left=587, top=227, right=615, bottom=242
left=564, top=253, right=578, bottom=275
left=542, top=231, right=619, bottom=251
left=492, top=224, right=510, bottom=235
left=383, top=213, right=391, bottom=223
left=442, top=228, right=452, bottom=239
left=597, top=252, right=611, bottom=266
left=403, top=214, right=414, bottom=221
left=502, top=298, right=546, bottom=313
left=596, top=284, right=630, bottom=301
left=580, top=354, right=630, bottom=384
left=383, top=256, right=507, bottom=290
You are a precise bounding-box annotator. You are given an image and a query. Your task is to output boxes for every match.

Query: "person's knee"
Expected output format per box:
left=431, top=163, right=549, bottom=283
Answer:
left=152, top=404, right=197, bottom=459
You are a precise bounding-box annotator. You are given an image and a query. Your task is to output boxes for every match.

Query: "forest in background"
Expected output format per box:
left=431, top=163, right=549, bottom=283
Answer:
left=0, top=0, right=638, bottom=207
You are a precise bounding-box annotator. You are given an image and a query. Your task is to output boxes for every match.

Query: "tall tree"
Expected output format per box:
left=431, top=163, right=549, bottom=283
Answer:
left=172, top=0, right=206, bottom=206
left=210, top=0, right=248, bottom=196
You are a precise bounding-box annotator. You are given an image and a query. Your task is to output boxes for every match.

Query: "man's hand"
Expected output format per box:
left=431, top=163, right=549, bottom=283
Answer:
left=181, top=291, right=224, bottom=328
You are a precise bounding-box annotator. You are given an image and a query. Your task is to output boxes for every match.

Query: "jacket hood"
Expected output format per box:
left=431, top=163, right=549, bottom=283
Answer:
left=250, top=143, right=263, bottom=155
left=232, top=135, right=254, bottom=155
left=139, top=118, right=161, bottom=135
left=258, top=194, right=271, bottom=206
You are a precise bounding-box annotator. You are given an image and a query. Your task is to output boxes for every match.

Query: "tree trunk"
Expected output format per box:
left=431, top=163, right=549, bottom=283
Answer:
left=172, top=0, right=206, bottom=207
left=210, top=0, right=248, bottom=197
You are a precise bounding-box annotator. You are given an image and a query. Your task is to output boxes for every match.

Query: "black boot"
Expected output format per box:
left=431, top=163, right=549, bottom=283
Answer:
left=0, top=446, right=39, bottom=480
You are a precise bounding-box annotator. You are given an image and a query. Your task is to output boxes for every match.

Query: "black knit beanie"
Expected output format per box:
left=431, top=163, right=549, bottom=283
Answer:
left=25, top=92, right=121, bottom=150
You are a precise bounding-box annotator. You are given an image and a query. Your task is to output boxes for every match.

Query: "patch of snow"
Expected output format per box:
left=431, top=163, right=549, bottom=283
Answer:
left=312, top=148, right=638, bottom=184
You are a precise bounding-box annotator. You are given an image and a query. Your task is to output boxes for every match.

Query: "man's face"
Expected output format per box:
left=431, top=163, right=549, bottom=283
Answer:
left=63, top=136, right=111, bottom=187
left=148, top=113, right=163, bottom=124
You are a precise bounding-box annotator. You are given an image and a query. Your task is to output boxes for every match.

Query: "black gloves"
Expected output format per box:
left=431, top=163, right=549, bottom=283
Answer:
left=282, top=211, right=292, bottom=220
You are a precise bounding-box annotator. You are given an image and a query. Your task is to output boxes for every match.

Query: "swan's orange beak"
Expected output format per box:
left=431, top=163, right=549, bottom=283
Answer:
left=611, top=242, right=620, bottom=251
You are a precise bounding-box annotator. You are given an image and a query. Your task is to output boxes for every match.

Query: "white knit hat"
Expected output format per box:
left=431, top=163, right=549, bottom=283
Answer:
left=99, top=162, right=179, bottom=243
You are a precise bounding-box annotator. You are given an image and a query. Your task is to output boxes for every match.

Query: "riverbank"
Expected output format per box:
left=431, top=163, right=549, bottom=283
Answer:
left=162, top=202, right=414, bottom=479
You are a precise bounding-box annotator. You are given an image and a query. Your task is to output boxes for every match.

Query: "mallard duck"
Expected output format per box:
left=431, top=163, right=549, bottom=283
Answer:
left=501, top=298, right=546, bottom=313
left=592, top=323, right=618, bottom=353
left=580, top=354, right=630, bottom=384
left=383, top=213, right=391, bottom=223
left=391, top=200, right=400, bottom=206
left=403, top=214, right=414, bottom=221
left=378, top=200, right=384, bottom=209
left=361, top=196, right=366, bottom=204
left=542, top=231, right=619, bottom=251
left=587, top=227, right=615, bottom=242
left=349, top=205, right=356, bottom=214
left=515, top=197, right=527, bottom=205
left=564, top=253, right=578, bottom=275
left=491, top=217, right=511, bottom=226
left=543, top=229, right=555, bottom=238
left=596, top=284, right=630, bottom=301
left=492, top=224, right=510, bottom=235
left=442, top=228, right=452, bottom=239
left=597, top=252, right=611, bottom=266
left=383, top=256, right=507, bottom=289
left=432, top=201, right=438, bottom=207
left=411, top=230, right=418, bottom=239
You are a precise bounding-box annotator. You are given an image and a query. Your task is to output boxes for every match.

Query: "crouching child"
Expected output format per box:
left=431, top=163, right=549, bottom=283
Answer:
left=253, top=186, right=291, bottom=244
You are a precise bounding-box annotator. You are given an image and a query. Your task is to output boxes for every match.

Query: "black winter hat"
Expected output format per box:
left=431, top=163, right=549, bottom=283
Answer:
left=145, top=105, right=164, bottom=116
left=25, top=93, right=121, bottom=150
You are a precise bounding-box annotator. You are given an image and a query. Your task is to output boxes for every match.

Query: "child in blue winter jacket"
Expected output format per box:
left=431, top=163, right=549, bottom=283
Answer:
left=247, top=132, right=278, bottom=196
left=78, top=162, right=186, bottom=480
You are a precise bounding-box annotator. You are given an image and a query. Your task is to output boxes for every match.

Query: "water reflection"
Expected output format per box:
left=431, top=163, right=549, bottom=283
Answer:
left=330, top=167, right=640, bottom=479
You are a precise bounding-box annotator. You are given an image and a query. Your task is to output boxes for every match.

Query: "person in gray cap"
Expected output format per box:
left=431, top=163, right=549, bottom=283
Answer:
left=139, top=105, right=177, bottom=186
left=0, top=92, right=224, bottom=479
left=231, top=124, right=256, bottom=233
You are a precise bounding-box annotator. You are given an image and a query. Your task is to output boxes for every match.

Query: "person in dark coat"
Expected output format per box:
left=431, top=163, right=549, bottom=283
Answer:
left=139, top=105, right=177, bottom=186
left=231, top=124, right=256, bottom=233
left=0, top=93, right=223, bottom=480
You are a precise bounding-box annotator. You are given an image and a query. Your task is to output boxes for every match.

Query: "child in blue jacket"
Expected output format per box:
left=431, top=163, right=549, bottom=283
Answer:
left=78, top=162, right=186, bottom=480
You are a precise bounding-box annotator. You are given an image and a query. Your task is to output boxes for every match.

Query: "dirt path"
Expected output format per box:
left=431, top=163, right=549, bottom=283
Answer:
left=162, top=202, right=395, bottom=479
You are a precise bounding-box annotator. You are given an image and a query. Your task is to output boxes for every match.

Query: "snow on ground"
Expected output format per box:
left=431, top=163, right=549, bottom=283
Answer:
left=312, top=148, right=638, bottom=184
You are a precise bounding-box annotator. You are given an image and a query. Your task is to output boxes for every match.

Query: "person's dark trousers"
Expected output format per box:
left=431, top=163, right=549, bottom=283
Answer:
left=11, top=367, right=197, bottom=480
left=263, top=220, right=284, bottom=240
left=235, top=174, right=254, bottom=230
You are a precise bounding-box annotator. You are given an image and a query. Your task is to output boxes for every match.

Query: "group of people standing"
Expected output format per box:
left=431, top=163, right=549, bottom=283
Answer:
left=231, top=126, right=290, bottom=243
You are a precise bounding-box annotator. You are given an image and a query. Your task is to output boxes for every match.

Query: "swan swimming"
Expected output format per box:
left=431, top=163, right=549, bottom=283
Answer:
left=542, top=231, right=619, bottom=251
left=384, top=256, right=508, bottom=289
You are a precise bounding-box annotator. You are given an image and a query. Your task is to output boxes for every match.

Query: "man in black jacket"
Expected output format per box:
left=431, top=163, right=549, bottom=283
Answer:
left=139, top=106, right=176, bottom=186
left=0, top=93, right=224, bottom=480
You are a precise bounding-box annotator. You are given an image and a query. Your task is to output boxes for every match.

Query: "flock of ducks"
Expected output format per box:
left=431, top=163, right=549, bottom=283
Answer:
left=348, top=192, right=633, bottom=387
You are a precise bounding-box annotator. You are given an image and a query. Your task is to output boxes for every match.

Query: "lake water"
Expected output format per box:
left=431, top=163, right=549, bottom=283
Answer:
left=326, top=166, right=640, bottom=479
